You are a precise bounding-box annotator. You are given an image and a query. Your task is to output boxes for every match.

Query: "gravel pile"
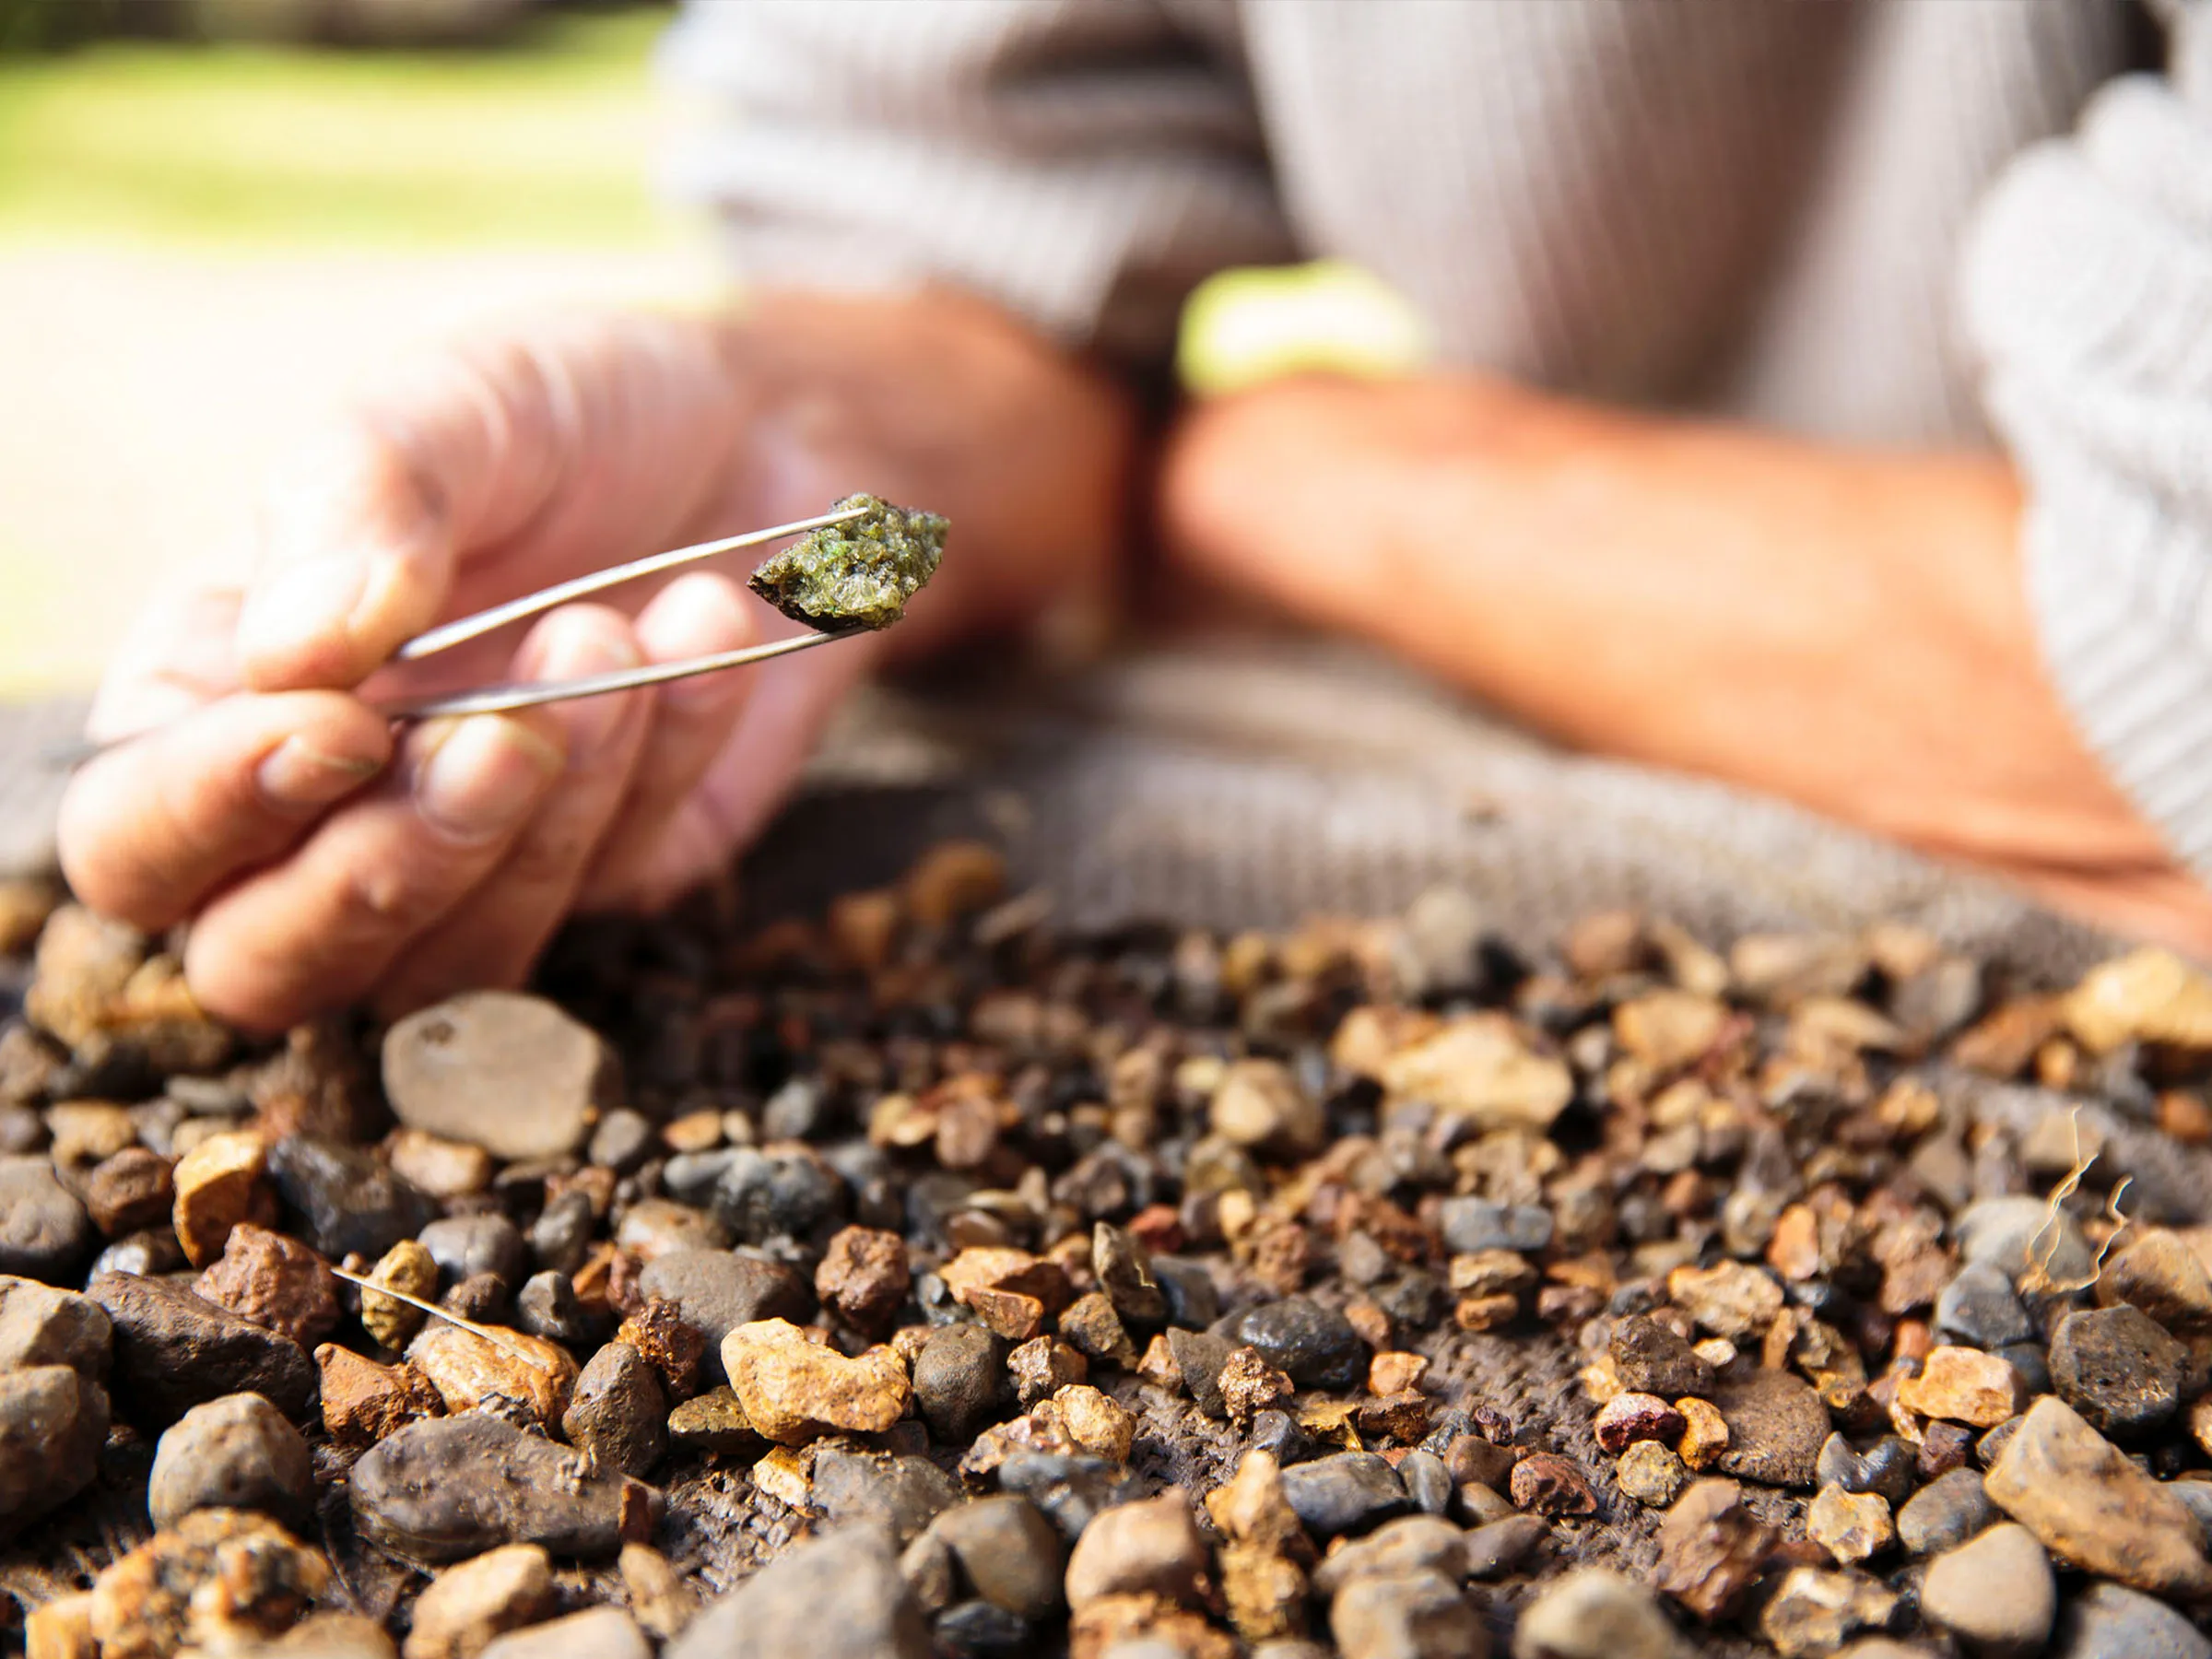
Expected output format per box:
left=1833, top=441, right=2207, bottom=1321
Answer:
left=5, top=847, right=2212, bottom=1658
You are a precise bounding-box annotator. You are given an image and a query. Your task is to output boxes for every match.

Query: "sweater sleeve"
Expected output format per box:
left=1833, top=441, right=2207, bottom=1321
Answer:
left=1959, top=0, right=2212, bottom=878
left=654, top=0, right=1294, bottom=365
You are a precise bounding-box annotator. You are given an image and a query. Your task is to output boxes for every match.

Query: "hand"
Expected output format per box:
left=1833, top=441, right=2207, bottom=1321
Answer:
left=1160, top=372, right=2212, bottom=951
left=60, top=291, right=1131, bottom=1030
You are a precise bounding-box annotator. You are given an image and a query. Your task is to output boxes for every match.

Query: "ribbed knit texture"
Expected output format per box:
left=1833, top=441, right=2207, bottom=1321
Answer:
left=661, top=0, right=2212, bottom=884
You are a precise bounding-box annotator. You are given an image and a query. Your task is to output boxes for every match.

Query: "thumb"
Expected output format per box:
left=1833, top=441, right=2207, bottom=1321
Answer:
left=235, top=417, right=457, bottom=693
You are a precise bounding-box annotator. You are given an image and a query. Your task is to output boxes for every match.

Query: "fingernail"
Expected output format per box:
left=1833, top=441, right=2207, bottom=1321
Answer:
left=411, top=714, right=564, bottom=842
left=256, top=735, right=386, bottom=812
left=553, top=639, right=644, bottom=762
left=240, top=556, right=368, bottom=665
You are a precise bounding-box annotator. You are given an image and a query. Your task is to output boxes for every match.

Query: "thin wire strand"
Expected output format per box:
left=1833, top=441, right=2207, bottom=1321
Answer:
left=373, top=627, right=854, bottom=720
left=393, top=503, right=870, bottom=662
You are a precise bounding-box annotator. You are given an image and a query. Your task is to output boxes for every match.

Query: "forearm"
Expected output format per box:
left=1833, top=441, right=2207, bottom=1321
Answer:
left=708, top=288, right=1139, bottom=660
left=1160, top=374, right=2199, bottom=927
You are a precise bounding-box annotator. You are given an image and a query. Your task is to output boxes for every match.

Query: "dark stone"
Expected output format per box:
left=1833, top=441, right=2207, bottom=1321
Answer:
left=1815, top=1434, right=1917, bottom=1506
left=587, top=1109, right=655, bottom=1173
left=2050, top=1305, right=2189, bottom=1438
left=516, top=1270, right=607, bottom=1348
left=1149, top=1257, right=1220, bottom=1330
left=1398, top=1448, right=1453, bottom=1515
left=1280, top=1451, right=1410, bottom=1537
left=0, top=1156, right=92, bottom=1283
left=1375, top=1269, right=1448, bottom=1332
left=0, top=1365, right=107, bottom=1539
left=932, top=1601, right=1029, bottom=1656
left=1997, top=1341, right=2051, bottom=1397
left=442, top=1271, right=509, bottom=1324
left=1896, top=1467, right=1994, bottom=1556
left=350, top=1412, right=654, bottom=1563
left=994, top=1453, right=1144, bottom=1545
left=1171, top=1324, right=1246, bottom=1418
left=1232, top=1297, right=1366, bottom=1390
left=1437, top=1198, right=1554, bottom=1255
left=562, top=1341, right=666, bottom=1477
left=638, top=1249, right=811, bottom=1382
left=418, top=1213, right=527, bottom=1289
left=265, top=1135, right=436, bottom=1261
left=812, top=1448, right=960, bottom=1547
left=710, top=1149, right=848, bottom=1244
left=1609, top=1315, right=1714, bottom=1398
left=1091, top=1223, right=1166, bottom=1325
left=913, top=1323, right=1006, bottom=1442
left=661, top=1149, right=742, bottom=1207
left=1935, top=1263, right=2034, bottom=1350
left=1702, top=1369, right=1828, bottom=1490
left=1249, top=1408, right=1316, bottom=1466
left=666, top=1524, right=928, bottom=1659
left=916, top=1494, right=1065, bottom=1618
left=530, top=1190, right=595, bottom=1276
left=89, top=1271, right=314, bottom=1426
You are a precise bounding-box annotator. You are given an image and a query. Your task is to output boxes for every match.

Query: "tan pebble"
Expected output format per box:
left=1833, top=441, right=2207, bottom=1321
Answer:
left=25, top=1589, right=96, bottom=1659
left=1675, top=1396, right=1730, bottom=1470
left=406, top=1323, right=579, bottom=1426
left=194, top=1222, right=341, bottom=1347
left=721, top=1318, right=911, bottom=1444
left=384, top=1129, right=493, bottom=1200
left=1806, top=1486, right=1895, bottom=1565
left=1136, top=1333, right=1182, bottom=1393
left=88, top=1509, right=328, bottom=1659
left=1217, top=1347, right=1294, bottom=1427
left=1614, top=990, right=1728, bottom=1071
left=751, top=1445, right=814, bottom=1508
left=45, top=1101, right=136, bottom=1167
left=1893, top=1347, right=2023, bottom=1429
left=403, top=1544, right=553, bottom=1659
left=1052, top=1382, right=1136, bottom=1463
left=901, top=841, right=1006, bottom=926
left=361, top=1238, right=439, bottom=1349
left=618, top=1543, right=697, bottom=1641
left=1369, top=1350, right=1429, bottom=1395
left=170, top=1129, right=272, bottom=1267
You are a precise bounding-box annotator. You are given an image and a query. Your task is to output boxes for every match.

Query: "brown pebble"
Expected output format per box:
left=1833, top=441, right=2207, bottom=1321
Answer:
left=1510, top=1452, right=1598, bottom=1517
left=815, top=1226, right=911, bottom=1334
left=194, top=1222, right=341, bottom=1347
left=1654, top=1477, right=1775, bottom=1621
left=1593, top=1391, right=1687, bottom=1454
left=616, top=1299, right=706, bottom=1400
left=82, top=1147, right=174, bottom=1238
left=316, top=1344, right=444, bottom=1446
left=1218, top=1347, right=1294, bottom=1426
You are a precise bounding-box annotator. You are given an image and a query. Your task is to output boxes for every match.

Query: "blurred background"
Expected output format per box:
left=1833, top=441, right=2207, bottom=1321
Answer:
left=0, top=0, right=719, bottom=697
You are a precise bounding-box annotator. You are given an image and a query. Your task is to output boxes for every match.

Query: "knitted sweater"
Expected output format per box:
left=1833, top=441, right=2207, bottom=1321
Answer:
left=661, top=0, right=2212, bottom=882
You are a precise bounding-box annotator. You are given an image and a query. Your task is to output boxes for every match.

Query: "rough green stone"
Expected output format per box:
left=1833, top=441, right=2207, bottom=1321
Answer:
left=748, top=494, right=947, bottom=632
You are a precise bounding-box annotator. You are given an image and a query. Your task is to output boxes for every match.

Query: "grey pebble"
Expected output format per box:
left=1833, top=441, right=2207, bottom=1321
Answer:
left=913, top=1323, right=1006, bottom=1442
left=0, top=1157, right=92, bottom=1283
left=266, top=1135, right=436, bottom=1261
left=1399, top=1449, right=1453, bottom=1515
left=1281, top=1452, right=1410, bottom=1538
left=1935, top=1263, right=2034, bottom=1350
left=2049, top=1305, right=2188, bottom=1438
left=1896, top=1467, right=1994, bottom=1556
left=148, top=1391, right=314, bottom=1530
left=637, top=1249, right=810, bottom=1383
left=0, top=1364, right=108, bottom=1539
left=1232, top=1297, right=1367, bottom=1389
left=668, top=1524, right=928, bottom=1659
left=2053, top=1582, right=2212, bottom=1659
left=528, top=1190, right=595, bottom=1276
left=1439, top=1198, right=1554, bottom=1255
left=587, top=1110, right=655, bottom=1173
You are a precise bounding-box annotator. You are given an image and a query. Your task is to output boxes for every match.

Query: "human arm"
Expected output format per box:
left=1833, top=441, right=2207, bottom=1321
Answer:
left=58, top=289, right=1133, bottom=1030
left=1158, top=370, right=2212, bottom=950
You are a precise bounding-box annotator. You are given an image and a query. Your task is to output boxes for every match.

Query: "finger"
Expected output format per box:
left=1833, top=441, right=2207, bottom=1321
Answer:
left=58, top=691, right=394, bottom=935
left=576, top=572, right=757, bottom=911
left=371, top=605, right=653, bottom=1015
left=182, top=708, right=566, bottom=1031
left=87, top=586, right=248, bottom=742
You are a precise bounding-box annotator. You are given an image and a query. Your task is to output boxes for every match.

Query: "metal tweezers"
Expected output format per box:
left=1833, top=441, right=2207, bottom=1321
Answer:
left=57, top=504, right=869, bottom=766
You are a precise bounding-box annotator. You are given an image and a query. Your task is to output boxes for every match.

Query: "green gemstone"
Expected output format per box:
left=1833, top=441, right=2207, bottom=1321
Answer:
left=747, top=493, right=948, bottom=632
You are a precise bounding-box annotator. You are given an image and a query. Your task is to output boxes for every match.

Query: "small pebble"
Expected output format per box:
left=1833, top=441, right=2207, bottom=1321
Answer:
left=2048, top=1304, right=2189, bottom=1438
left=1805, top=1485, right=1893, bottom=1566
left=1063, top=1489, right=1207, bottom=1610
left=0, top=1156, right=94, bottom=1283
left=1921, top=1522, right=2053, bottom=1658
left=1616, top=1441, right=1688, bottom=1508
left=1281, top=1453, right=1410, bottom=1537
left=382, top=992, right=614, bottom=1160
left=479, top=1607, right=651, bottom=1659
left=563, top=1341, right=667, bottom=1477
left=1512, top=1567, right=1689, bottom=1659
left=2053, top=1581, right=2212, bottom=1659
left=1895, top=1467, right=1993, bottom=1556
left=147, top=1392, right=314, bottom=1531
left=402, top=1543, right=555, bottom=1659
